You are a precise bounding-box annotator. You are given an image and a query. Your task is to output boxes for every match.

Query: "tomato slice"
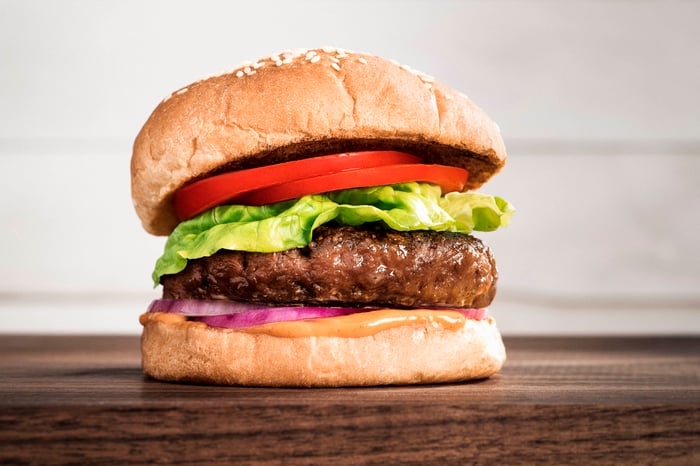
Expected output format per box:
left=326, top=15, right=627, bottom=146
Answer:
left=174, top=151, right=422, bottom=220
left=233, top=164, right=467, bottom=206
left=174, top=151, right=468, bottom=220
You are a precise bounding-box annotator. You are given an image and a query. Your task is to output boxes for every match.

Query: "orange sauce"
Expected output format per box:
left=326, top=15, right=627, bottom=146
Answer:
left=241, top=309, right=467, bottom=338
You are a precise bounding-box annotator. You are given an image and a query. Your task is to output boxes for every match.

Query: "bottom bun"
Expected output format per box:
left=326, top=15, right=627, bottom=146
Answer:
left=140, top=312, right=506, bottom=387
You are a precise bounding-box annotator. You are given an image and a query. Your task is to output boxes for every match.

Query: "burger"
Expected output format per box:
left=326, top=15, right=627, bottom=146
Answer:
left=131, top=47, right=514, bottom=386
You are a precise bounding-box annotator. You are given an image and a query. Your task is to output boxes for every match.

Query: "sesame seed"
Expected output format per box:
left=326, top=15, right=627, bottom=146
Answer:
left=331, top=63, right=341, bottom=71
left=288, top=48, right=308, bottom=59
left=335, top=52, right=348, bottom=59
left=282, top=57, right=293, bottom=64
left=175, top=87, right=188, bottom=95
left=305, top=51, right=317, bottom=60
left=275, top=60, right=283, bottom=66
left=310, top=55, right=321, bottom=63
left=236, top=70, right=244, bottom=78
left=322, top=46, right=336, bottom=53
left=253, top=61, right=265, bottom=69
left=243, top=66, right=252, bottom=74
left=271, top=55, right=280, bottom=62
left=357, top=57, right=368, bottom=64
left=329, top=56, right=339, bottom=63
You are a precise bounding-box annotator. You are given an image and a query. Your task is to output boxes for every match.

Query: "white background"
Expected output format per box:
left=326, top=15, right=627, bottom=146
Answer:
left=1, top=0, right=699, bottom=334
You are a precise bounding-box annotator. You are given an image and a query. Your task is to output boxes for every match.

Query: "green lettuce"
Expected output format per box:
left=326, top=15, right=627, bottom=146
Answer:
left=152, top=182, right=514, bottom=285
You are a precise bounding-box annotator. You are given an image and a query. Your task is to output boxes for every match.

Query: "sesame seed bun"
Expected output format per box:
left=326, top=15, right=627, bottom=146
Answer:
left=131, top=47, right=507, bottom=236
left=139, top=312, right=506, bottom=387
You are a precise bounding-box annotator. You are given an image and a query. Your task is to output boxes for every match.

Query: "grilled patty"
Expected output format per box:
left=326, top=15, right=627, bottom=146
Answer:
left=161, top=224, right=498, bottom=309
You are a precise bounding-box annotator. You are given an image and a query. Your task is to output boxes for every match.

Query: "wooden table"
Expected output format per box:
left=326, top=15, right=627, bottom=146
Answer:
left=1, top=335, right=698, bottom=464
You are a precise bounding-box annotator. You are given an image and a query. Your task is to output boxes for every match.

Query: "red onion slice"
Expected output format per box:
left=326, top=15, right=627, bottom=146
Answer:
left=193, top=307, right=374, bottom=329
left=148, top=299, right=271, bottom=316
left=451, top=308, right=489, bottom=321
left=146, top=299, right=488, bottom=329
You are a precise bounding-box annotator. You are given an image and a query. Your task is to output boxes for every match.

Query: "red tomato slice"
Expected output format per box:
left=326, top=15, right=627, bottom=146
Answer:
left=174, top=151, right=422, bottom=220
left=233, top=164, right=468, bottom=206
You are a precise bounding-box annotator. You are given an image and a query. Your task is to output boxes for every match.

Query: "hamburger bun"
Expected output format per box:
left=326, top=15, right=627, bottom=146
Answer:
left=132, top=47, right=506, bottom=236
left=140, top=312, right=506, bottom=387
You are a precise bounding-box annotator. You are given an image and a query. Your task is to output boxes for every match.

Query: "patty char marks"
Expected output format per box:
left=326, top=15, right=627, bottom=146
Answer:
left=161, top=224, right=498, bottom=309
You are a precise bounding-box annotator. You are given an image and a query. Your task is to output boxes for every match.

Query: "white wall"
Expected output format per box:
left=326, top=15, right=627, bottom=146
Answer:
left=1, top=0, right=698, bottom=334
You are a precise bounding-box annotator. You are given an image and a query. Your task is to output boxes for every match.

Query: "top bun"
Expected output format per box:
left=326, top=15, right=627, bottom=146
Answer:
left=132, top=47, right=507, bottom=236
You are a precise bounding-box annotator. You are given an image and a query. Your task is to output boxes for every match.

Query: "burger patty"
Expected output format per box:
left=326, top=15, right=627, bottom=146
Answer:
left=161, top=225, right=498, bottom=309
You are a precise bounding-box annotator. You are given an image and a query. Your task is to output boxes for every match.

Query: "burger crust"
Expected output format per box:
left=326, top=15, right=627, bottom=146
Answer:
left=140, top=312, right=507, bottom=387
left=132, top=47, right=507, bottom=235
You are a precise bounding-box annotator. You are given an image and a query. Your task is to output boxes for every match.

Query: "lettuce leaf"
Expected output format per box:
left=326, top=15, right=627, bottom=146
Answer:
left=152, top=182, right=514, bottom=285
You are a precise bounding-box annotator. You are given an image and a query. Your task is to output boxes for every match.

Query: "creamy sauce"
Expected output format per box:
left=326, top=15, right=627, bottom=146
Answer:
left=241, top=309, right=467, bottom=338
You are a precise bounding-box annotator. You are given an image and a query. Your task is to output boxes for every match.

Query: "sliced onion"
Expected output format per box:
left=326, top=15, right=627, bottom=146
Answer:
left=452, top=307, right=489, bottom=321
left=193, top=307, right=375, bottom=329
left=147, top=299, right=272, bottom=316
left=146, top=299, right=488, bottom=330
left=147, top=299, right=378, bottom=329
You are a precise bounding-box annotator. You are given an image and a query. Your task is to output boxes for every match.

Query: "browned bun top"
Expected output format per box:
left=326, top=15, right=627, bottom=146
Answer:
left=131, top=47, right=507, bottom=236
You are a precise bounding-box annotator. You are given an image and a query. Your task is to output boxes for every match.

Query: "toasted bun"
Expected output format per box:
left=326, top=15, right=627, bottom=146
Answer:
left=139, top=312, right=506, bottom=387
left=132, top=47, right=507, bottom=235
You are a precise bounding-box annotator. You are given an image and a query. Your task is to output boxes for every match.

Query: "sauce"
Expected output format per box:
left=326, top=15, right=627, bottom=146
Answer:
left=241, top=309, right=467, bottom=338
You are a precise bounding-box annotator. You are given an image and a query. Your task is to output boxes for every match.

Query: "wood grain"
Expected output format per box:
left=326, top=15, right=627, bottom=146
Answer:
left=1, top=336, right=698, bottom=464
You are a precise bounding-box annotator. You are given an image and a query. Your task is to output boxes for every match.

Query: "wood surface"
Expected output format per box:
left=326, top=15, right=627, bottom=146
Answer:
left=1, top=336, right=698, bottom=464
